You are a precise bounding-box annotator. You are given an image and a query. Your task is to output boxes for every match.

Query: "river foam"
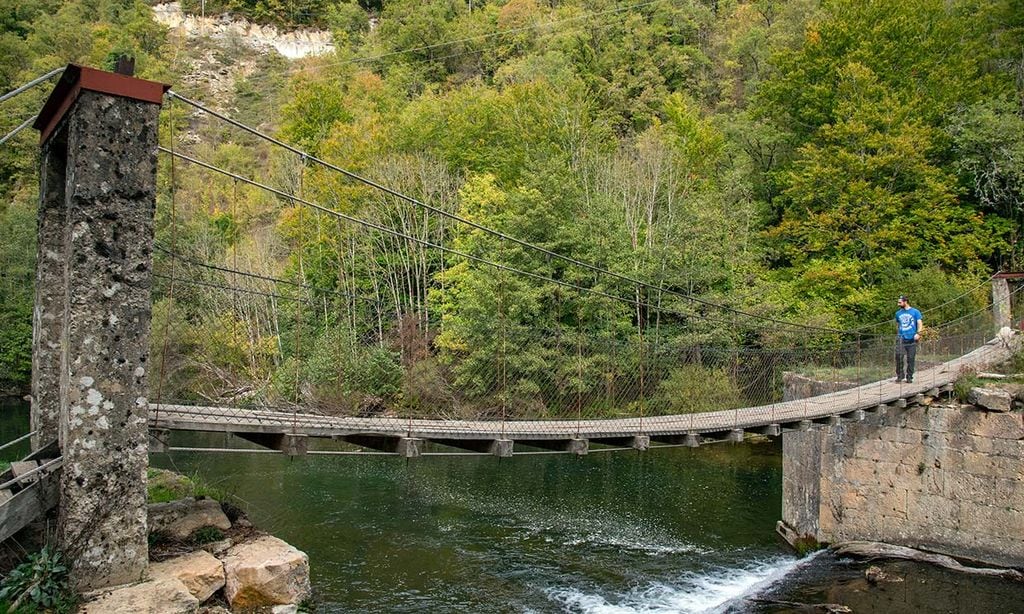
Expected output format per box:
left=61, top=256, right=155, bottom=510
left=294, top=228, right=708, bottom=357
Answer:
left=546, top=553, right=814, bottom=613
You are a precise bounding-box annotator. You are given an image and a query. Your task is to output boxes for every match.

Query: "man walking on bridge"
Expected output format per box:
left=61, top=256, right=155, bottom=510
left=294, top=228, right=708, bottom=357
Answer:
left=895, top=295, right=923, bottom=383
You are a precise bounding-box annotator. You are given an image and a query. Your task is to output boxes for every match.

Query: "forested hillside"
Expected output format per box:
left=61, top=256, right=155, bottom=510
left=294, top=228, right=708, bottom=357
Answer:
left=1, top=0, right=1021, bottom=412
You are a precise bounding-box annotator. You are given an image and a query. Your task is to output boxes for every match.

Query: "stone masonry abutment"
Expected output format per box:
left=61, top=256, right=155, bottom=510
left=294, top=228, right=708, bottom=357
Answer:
left=782, top=394, right=1024, bottom=568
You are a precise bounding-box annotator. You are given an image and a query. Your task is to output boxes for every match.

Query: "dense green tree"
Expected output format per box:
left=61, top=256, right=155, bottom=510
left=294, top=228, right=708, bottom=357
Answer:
left=948, top=99, right=1024, bottom=266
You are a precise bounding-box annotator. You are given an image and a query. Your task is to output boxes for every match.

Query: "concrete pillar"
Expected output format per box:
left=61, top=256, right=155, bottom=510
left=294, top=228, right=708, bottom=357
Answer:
left=780, top=427, right=825, bottom=540
left=281, top=434, right=308, bottom=457
left=33, top=66, right=166, bottom=591
left=30, top=137, right=67, bottom=450
left=489, top=439, right=513, bottom=457
left=992, top=278, right=1011, bottom=332
left=396, top=437, right=423, bottom=458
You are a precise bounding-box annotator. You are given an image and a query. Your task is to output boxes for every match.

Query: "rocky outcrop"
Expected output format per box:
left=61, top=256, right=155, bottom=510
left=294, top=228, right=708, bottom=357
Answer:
left=149, top=497, right=233, bottom=540
left=968, top=387, right=1014, bottom=412
left=222, top=536, right=311, bottom=609
left=150, top=550, right=226, bottom=602
left=152, top=2, right=334, bottom=59
left=81, top=577, right=200, bottom=613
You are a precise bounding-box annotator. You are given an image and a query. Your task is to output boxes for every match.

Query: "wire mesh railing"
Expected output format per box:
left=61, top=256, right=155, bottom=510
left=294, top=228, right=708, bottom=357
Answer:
left=148, top=244, right=1017, bottom=441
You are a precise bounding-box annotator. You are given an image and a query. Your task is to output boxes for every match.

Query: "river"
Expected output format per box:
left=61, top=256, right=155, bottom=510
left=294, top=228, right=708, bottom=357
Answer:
left=3, top=402, right=1023, bottom=613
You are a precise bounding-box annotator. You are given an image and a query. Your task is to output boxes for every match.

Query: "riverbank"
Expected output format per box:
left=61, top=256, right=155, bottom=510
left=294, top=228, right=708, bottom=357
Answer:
left=77, top=468, right=312, bottom=612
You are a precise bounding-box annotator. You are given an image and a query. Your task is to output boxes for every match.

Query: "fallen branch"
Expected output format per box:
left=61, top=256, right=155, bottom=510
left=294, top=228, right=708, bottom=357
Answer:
left=977, top=372, right=1021, bottom=380
left=831, top=541, right=1024, bottom=581
left=748, top=597, right=851, bottom=613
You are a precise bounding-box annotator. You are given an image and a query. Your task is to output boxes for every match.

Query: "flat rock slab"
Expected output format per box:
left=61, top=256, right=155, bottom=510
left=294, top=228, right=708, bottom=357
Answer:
left=149, top=497, right=232, bottom=540
left=81, top=577, right=199, bottom=613
left=221, top=535, right=311, bottom=609
left=968, top=387, right=1014, bottom=412
left=150, top=549, right=226, bottom=602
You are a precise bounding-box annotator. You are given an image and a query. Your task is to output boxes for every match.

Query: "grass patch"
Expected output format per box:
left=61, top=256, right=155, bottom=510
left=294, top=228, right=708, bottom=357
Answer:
left=0, top=460, right=9, bottom=473
left=147, top=468, right=229, bottom=503
left=1007, top=346, right=1024, bottom=373
left=192, top=526, right=225, bottom=545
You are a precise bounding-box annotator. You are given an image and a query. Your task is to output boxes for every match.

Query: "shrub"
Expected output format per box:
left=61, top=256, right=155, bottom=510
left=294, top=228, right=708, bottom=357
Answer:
left=0, top=547, right=75, bottom=614
left=653, top=364, right=745, bottom=415
left=953, top=370, right=981, bottom=403
left=401, top=357, right=454, bottom=415
left=305, top=328, right=403, bottom=406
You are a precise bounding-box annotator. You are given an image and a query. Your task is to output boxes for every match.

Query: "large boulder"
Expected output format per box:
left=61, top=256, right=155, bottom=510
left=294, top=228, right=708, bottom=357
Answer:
left=149, top=497, right=232, bottom=540
left=81, top=578, right=199, bottom=613
left=221, top=535, right=311, bottom=609
left=968, top=387, right=1014, bottom=412
left=150, top=550, right=226, bottom=602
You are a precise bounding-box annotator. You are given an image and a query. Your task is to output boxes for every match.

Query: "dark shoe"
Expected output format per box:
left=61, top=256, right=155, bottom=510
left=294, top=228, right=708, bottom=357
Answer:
left=906, top=377, right=913, bottom=383
left=894, top=377, right=903, bottom=383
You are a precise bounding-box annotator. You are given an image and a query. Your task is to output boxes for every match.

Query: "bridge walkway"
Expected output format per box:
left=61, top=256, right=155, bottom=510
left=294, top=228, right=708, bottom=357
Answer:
left=150, top=333, right=1017, bottom=457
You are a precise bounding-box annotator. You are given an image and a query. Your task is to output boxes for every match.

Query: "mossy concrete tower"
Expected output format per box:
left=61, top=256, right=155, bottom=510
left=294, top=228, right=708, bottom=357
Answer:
left=32, top=65, right=167, bottom=590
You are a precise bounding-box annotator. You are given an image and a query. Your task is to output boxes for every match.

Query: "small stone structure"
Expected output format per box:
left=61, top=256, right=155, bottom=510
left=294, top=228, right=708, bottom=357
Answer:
left=782, top=394, right=1024, bottom=567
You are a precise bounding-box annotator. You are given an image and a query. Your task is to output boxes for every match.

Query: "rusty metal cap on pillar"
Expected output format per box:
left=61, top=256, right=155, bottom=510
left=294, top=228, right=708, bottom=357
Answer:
left=32, top=63, right=170, bottom=145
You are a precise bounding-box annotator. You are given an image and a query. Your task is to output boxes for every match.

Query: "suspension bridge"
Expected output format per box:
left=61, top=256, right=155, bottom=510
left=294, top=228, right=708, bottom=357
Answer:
left=147, top=335, right=1017, bottom=457
left=0, top=64, right=1021, bottom=590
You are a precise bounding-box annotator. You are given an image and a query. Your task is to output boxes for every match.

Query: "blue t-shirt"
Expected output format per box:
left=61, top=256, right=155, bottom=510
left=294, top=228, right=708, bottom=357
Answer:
left=895, top=307, right=922, bottom=340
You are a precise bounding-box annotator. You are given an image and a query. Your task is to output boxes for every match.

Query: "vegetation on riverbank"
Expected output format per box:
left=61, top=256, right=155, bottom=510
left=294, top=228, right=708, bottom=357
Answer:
left=0, top=547, right=76, bottom=614
left=147, top=467, right=229, bottom=504
left=0, top=0, right=1021, bottom=413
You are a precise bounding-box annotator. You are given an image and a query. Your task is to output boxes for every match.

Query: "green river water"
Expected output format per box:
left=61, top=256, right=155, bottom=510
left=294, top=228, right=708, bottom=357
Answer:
left=3, top=402, right=1023, bottom=613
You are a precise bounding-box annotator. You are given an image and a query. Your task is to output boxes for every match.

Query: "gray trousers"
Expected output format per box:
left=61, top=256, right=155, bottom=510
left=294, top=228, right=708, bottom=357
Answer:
left=895, top=337, right=917, bottom=381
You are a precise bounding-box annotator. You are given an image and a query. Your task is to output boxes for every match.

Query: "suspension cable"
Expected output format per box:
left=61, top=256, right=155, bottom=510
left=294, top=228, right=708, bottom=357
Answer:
left=154, top=244, right=380, bottom=305
left=154, top=273, right=318, bottom=304
left=165, top=91, right=842, bottom=334
left=157, top=146, right=802, bottom=333
left=847, top=273, right=1001, bottom=333
left=0, top=67, right=64, bottom=104
left=0, top=114, right=36, bottom=146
